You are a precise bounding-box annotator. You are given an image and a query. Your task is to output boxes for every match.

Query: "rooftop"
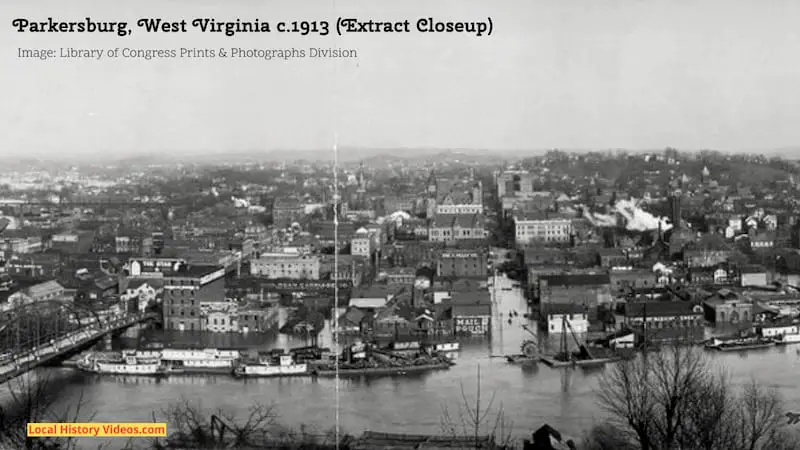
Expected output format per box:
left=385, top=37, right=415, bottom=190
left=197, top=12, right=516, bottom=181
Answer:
left=162, top=264, right=224, bottom=279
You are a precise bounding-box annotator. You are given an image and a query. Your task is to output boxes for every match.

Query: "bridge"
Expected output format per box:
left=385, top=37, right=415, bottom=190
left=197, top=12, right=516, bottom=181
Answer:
left=0, top=300, right=159, bottom=385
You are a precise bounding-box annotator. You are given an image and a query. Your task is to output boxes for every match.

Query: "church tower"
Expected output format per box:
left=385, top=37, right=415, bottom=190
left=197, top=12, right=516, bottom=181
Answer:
left=357, top=162, right=366, bottom=194
left=701, top=166, right=711, bottom=184
left=472, top=180, right=483, bottom=205
left=355, top=161, right=366, bottom=209
left=426, top=170, right=438, bottom=197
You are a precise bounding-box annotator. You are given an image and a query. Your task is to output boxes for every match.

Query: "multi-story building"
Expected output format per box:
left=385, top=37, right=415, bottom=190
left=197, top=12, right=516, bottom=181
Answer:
left=127, top=257, right=187, bottom=278
left=383, top=195, right=416, bottom=215
left=428, top=213, right=487, bottom=242
left=437, top=249, right=488, bottom=278
left=544, top=304, right=589, bottom=334
left=250, top=253, right=320, bottom=279
left=514, top=213, right=573, bottom=245
left=451, top=292, right=492, bottom=335
left=50, top=231, right=94, bottom=254
left=6, top=252, right=60, bottom=280
left=608, top=268, right=659, bottom=295
left=351, top=228, right=372, bottom=257
left=237, top=305, right=279, bottom=333
left=199, top=299, right=239, bottom=333
left=537, top=273, right=612, bottom=312
left=625, top=300, right=705, bottom=343
left=115, top=232, right=148, bottom=255
left=683, top=249, right=734, bottom=268
left=382, top=241, right=442, bottom=268
left=272, top=197, right=305, bottom=229
left=496, top=170, right=535, bottom=197
left=162, top=264, right=225, bottom=332
left=0, top=234, right=43, bottom=255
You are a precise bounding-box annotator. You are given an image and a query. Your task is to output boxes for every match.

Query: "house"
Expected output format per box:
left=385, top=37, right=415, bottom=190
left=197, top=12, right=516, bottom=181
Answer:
left=77, top=274, right=119, bottom=302
left=370, top=305, right=413, bottom=338
left=740, top=265, right=768, bottom=287
left=336, top=307, right=366, bottom=334
left=544, top=304, right=589, bottom=334
left=624, top=300, right=705, bottom=343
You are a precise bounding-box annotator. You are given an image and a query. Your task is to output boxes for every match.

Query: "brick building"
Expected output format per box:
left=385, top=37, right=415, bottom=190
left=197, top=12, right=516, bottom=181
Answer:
left=162, top=264, right=225, bottom=331
left=537, top=273, right=612, bottom=313
left=437, top=249, right=488, bottom=278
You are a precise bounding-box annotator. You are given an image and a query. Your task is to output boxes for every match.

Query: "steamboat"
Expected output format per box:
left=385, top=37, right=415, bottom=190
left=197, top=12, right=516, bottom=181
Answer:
left=77, top=352, right=168, bottom=377
left=233, top=352, right=309, bottom=378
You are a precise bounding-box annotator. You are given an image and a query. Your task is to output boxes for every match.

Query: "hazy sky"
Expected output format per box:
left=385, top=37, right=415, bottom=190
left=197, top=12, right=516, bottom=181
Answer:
left=2, top=0, right=800, bottom=159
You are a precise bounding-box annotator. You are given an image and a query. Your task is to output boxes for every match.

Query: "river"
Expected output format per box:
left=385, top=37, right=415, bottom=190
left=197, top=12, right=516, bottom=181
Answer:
left=7, top=275, right=800, bottom=448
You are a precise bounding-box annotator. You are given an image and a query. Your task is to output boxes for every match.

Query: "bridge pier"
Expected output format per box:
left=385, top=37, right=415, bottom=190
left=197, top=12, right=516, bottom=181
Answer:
left=121, top=321, right=151, bottom=339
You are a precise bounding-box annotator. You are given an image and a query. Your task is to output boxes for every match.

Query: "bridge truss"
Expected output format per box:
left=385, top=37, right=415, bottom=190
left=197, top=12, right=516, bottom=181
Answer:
left=0, top=300, right=103, bottom=355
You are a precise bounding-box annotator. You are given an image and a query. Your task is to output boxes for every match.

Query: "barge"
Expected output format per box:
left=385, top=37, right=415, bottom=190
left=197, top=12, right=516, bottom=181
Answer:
left=312, top=361, right=452, bottom=377
left=541, top=316, right=619, bottom=368
left=506, top=354, right=540, bottom=365
left=507, top=324, right=541, bottom=365
left=706, top=337, right=775, bottom=352
left=540, top=355, right=616, bottom=368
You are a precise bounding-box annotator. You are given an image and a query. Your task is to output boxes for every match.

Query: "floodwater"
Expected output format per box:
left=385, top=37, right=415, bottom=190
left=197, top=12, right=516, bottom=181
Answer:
left=6, top=274, right=800, bottom=448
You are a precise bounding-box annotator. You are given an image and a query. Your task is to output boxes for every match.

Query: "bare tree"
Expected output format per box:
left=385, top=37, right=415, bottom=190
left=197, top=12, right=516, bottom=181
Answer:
left=0, top=369, right=102, bottom=450
left=440, top=365, right=514, bottom=449
left=595, top=344, right=799, bottom=450
left=734, top=379, right=788, bottom=450
left=150, top=397, right=342, bottom=449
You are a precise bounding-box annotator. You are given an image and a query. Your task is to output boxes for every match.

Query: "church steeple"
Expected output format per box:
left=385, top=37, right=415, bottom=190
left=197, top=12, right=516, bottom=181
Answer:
left=357, top=161, right=366, bottom=193
left=427, top=169, right=438, bottom=197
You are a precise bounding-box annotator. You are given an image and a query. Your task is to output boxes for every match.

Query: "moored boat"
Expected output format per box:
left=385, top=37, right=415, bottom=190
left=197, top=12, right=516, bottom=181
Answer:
left=233, top=354, right=309, bottom=378
left=80, top=354, right=167, bottom=376
left=705, top=337, right=775, bottom=351
left=312, top=361, right=452, bottom=377
left=506, top=354, right=539, bottom=364
left=160, top=348, right=240, bottom=373
left=423, top=341, right=460, bottom=361
left=774, top=333, right=800, bottom=345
